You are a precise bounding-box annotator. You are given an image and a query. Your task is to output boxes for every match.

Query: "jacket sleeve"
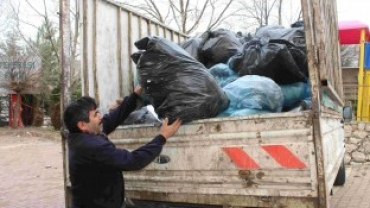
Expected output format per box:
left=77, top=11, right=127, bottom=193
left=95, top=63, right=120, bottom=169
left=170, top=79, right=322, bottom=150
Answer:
left=102, top=93, right=138, bottom=135
left=90, top=134, right=166, bottom=171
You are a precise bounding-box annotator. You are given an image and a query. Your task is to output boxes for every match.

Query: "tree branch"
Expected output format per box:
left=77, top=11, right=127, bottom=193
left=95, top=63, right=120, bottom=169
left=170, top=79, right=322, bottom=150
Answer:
left=169, top=0, right=182, bottom=32
left=43, top=0, right=59, bottom=63
left=186, top=0, right=209, bottom=34
left=24, top=0, right=45, bottom=17
left=208, top=0, right=234, bottom=30
left=146, top=0, right=164, bottom=22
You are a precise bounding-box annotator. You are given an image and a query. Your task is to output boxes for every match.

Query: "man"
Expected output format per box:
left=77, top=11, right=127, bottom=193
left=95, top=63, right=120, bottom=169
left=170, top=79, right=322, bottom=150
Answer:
left=63, top=85, right=182, bottom=208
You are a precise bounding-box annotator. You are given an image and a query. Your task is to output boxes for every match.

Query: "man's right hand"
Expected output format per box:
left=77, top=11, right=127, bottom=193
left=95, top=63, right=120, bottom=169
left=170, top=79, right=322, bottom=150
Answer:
left=134, top=85, right=143, bottom=95
left=160, top=118, right=182, bottom=139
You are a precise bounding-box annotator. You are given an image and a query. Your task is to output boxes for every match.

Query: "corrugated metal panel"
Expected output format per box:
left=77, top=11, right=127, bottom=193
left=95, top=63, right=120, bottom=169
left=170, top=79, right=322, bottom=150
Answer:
left=81, top=0, right=188, bottom=112
left=320, top=116, right=345, bottom=191
left=110, top=112, right=319, bottom=206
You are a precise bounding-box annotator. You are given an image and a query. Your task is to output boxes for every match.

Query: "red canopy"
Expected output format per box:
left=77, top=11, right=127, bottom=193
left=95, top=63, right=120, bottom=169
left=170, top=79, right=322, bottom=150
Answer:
left=339, top=20, right=370, bottom=44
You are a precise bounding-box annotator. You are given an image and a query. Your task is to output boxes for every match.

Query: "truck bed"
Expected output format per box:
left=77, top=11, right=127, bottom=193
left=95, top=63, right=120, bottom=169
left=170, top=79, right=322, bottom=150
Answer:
left=109, top=111, right=344, bottom=208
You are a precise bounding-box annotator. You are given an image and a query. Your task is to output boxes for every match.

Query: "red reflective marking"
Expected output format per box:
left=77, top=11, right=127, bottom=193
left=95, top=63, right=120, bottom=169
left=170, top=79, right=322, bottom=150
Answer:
left=262, top=145, right=306, bottom=169
left=222, top=147, right=260, bottom=169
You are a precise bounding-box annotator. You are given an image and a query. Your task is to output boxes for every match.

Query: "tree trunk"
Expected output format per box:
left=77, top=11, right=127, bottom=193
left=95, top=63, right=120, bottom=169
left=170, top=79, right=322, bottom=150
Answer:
left=278, top=0, right=283, bottom=25
left=11, top=93, right=22, bottom=128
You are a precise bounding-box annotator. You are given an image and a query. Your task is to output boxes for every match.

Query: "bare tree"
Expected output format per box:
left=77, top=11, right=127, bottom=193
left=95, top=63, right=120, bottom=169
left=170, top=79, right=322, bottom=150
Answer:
left=277, top=0, right=283, bottom=25
left=0, top=30, right=42, bottom=127
left=117, top=0, right=238, bottom=34
left=0, top=0, right=13, bottom=33
left=2, top=0, right=82, bottom=128
left=8, top=0, right=81, bottom=81
left=9, top=0, right=60, bottom=62
left=235, top=0, right=278, bottom=28
left=281, top=0, right=302, bottom=26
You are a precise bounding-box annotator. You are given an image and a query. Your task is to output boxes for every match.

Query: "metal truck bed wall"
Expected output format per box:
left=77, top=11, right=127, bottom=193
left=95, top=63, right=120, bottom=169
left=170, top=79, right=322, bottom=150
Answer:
left=80, top=0, right=188, bottom=112
left=75, top=0, right=346, bottom=207
left=109, top=111, right=344, bottom=208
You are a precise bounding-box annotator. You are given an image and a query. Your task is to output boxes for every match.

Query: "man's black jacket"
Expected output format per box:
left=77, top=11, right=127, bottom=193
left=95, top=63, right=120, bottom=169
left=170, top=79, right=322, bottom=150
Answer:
left=67, top=93, right=166, bottom=208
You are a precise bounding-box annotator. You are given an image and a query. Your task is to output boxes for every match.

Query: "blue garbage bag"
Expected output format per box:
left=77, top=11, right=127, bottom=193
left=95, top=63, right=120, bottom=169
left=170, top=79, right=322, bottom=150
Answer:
left=219, top=75, right=283, bottom=117
left=218, top=108, right=270, bottom=117
left=209, top=63, right=239, bottom=87
left=280, top=82, right=311, bottom=108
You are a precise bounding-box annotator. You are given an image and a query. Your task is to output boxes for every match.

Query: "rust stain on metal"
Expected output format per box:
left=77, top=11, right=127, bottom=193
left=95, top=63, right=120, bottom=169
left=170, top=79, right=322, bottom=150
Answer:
left=238, top=170, right=251, bottom=179
left=215, top=124, right=221, bottom=132
left=196, top=126, right=203, bottom=133
left=244, top=180, right=257, bottom=187
left=238, top=170, right=258, bottom=188
left=256, top=171, right=265, bottom=179
left=254, top=118, right=266, bottom=124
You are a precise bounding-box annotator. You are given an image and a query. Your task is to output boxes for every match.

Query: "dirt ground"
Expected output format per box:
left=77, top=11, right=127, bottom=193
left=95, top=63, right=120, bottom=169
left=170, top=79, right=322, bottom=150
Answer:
left=0, top=135, right=65, bottom=208
left=1, top=132, right=370, bottom=208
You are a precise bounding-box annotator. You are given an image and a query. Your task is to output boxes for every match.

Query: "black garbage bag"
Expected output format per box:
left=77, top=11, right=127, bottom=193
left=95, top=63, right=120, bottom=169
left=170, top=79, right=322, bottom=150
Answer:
left=179, top=37, right=202, bottom=61
left=133, top=36, right=229, bottom=123
left=269, top=39, right=308, bottom=77
left=198, top=29, right=242, bottom=68
left=123, top=105, right=161, bottom=126
left=255, top=25, right=306, bottom=52
left=291, top=20, right=304, bottom=28
left=228, top=39, right=307, bottom=84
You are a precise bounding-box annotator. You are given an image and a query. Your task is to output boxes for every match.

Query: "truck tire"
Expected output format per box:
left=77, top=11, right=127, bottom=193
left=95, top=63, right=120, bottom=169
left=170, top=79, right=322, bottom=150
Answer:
left=334, top=159, right=346, bottom=186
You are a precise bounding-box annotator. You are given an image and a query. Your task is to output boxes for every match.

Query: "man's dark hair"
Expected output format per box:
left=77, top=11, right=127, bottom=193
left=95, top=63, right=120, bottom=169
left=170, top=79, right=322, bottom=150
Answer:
left=63, top=96, right=97, bottom=133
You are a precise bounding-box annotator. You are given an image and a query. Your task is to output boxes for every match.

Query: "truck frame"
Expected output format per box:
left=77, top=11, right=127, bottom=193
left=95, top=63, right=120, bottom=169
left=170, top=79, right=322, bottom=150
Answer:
left=62, top=0, right=346, bottom=207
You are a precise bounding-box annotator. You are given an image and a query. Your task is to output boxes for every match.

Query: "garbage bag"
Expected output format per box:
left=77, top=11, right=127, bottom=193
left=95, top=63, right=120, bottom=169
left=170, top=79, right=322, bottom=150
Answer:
left=218, top=108, right=270, bottom=117
left=179, top=37, right=202, bottom=61
left=228, top=39, right=307, bottom=84
left=291, top=20, right=304, bottom=28
left=209, top=63, right=238, bottom=87
left=123, top=105, right=161, bottom=126
left=270, top=39, right=308, bottom=77
left=236, top=32, right=254, bottom=44
left=280, top=82, right=311, bottom=108
left=218, top=75, right=283, bottom=117
left=255, top=25, right=306, bottom=50
left=198, top=29, right=242, bottom=68
left=133, top=36, right=229, bottom=123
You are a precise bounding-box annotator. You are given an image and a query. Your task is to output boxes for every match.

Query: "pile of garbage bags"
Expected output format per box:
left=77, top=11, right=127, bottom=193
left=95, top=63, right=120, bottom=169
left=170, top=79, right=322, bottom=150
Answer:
left=130, top=23, right=311, bottom=123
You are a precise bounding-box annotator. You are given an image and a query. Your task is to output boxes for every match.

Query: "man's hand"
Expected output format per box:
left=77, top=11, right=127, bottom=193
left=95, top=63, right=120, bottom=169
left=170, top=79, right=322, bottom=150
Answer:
left=160, top=118, right=182, bottom=139
left=134, top=85, right=142, bottom=95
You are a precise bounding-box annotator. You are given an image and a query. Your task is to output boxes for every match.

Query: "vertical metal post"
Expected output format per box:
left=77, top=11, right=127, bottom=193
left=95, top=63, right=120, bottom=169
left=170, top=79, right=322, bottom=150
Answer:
left=60, top=0, right=72, bottom=207
left=357, top=29, right=365, bottom=121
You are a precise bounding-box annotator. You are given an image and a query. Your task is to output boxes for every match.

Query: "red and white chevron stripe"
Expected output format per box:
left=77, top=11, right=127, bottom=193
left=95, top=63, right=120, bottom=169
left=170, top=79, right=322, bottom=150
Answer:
left=222, top=145, right=307, bottom=169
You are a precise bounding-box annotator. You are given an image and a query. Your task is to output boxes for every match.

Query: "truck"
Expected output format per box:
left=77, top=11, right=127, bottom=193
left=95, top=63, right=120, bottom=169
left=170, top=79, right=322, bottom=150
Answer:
left=63, top=0, right=348, bottom=207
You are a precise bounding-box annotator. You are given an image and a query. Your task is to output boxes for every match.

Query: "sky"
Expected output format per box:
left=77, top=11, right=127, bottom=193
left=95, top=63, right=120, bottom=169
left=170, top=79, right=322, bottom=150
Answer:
left=1, top=0, right=370, bottom=42
left=337, top=0, right=370, bottom=27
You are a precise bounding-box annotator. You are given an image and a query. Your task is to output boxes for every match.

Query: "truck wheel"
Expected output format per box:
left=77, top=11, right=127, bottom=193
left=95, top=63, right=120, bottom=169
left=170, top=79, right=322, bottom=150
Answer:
left=334, top=159, right=346, bottom=186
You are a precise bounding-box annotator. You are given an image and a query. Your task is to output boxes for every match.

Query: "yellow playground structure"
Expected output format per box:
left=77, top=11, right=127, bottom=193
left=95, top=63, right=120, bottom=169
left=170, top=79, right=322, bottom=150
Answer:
left=339, top=20, right=370, bottom=121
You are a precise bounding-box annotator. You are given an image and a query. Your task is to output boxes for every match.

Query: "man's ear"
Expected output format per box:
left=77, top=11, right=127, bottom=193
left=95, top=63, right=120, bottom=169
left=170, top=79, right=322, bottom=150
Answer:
left=77, top=121, right=88, bottom=132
